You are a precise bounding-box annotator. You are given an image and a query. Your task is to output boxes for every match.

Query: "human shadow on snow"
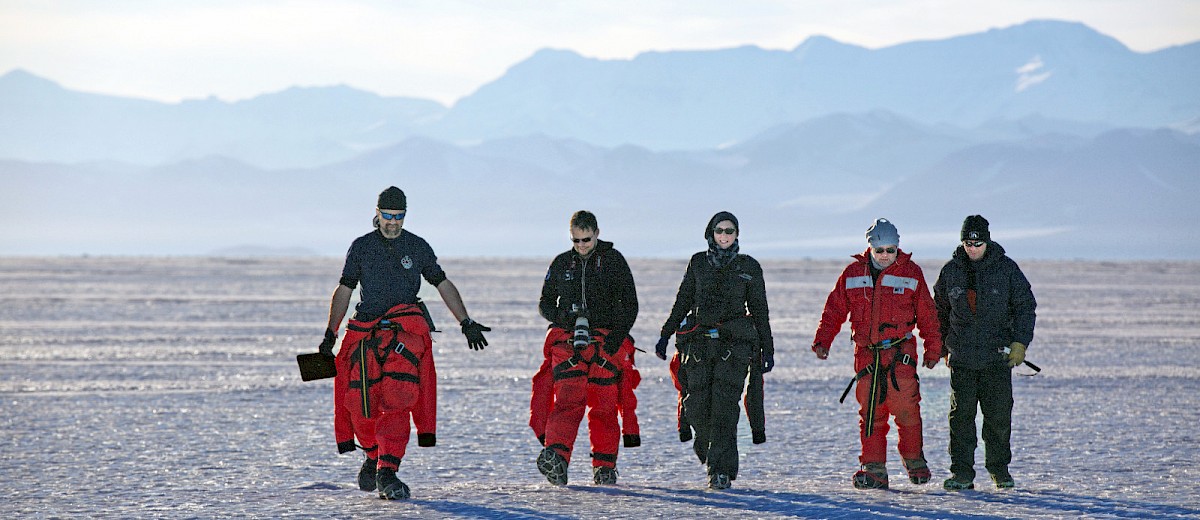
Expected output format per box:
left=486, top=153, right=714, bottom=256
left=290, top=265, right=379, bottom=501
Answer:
left=966, top=488, right=1200, bottom=519
left=408, top=498, right=577, bottom=520
left=572, top=485, right=1002, bottom=519
left=572, top=484, right=1200, bottom=519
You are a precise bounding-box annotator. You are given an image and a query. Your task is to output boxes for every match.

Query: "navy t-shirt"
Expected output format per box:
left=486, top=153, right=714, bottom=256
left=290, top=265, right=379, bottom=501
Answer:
left=340, top=229, right=447, bottom=320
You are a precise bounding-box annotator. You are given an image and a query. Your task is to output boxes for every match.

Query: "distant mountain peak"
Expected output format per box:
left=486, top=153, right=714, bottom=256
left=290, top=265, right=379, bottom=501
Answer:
left=0, top=68, right=64, bottom=92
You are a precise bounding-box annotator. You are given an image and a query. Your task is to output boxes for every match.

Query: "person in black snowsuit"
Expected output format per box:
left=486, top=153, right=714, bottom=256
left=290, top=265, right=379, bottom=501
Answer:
left=933, top=215, right=1037, bottom=490
left=654, top=211, right=775, bottom=490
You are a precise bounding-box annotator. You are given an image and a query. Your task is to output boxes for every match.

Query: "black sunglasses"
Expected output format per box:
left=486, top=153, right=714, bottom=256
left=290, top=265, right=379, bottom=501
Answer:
left=873, top=247, right=897, bottom=254
left=713, top=227, right=737, bottom=235
left=379, top=211, right=406, bottom=221
left=963, top=241, right=986, bottom=248
left=572, top=237, right=593, bottom=244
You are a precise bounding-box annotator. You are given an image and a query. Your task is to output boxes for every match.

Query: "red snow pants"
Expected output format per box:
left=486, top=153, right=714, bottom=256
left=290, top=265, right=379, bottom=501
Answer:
left=531, top=327, right=635, bottom=468
left=333, top=303, right=435, bottom=471
left=856, top=375, right=923, bottom=465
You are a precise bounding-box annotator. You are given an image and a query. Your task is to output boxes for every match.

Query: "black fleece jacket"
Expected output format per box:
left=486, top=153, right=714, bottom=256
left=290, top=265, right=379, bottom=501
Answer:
left=933, top=241, right=1037, bottom=370
left=538, top=239, right=638, bottom=344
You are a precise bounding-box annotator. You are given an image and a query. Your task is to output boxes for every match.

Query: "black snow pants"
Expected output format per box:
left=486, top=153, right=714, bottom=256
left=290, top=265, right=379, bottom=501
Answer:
left=948, top=364, right=1014, bottom=480
left=680, top=335, right=752, bottom=480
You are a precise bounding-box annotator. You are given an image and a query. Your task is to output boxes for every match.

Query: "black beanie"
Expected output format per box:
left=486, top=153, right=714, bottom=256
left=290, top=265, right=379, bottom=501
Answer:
left=377, top=186, right=407, bottom=210
left=961, top=215, right=990, bottom=242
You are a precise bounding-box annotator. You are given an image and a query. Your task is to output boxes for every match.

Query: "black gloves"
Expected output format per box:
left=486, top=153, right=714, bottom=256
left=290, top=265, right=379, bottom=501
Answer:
left=461, top=318, right=491, bottom=350
left=603, top=332, right=626, bottom=356
left=760, top=348, right=774, bottom=373
left=318, top=328, right=337, bottom=357
left=655, top=335, right=670, bottom=360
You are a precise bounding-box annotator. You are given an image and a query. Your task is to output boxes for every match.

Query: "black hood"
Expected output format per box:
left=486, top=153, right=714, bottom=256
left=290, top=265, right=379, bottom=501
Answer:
left=704, top=211, right=739, bottom=240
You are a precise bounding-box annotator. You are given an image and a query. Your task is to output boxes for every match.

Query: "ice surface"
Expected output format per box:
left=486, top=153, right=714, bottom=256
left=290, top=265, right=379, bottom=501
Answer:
left=1, top=256, right=1198, bottom=519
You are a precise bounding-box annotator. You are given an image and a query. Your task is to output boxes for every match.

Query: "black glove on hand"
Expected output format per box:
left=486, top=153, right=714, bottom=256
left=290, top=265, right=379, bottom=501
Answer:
left=760, top=349, right=775, bottom=373
left=318, top=328, right=337, bottom=357
left=655, top=335, right=670, bottom=360
left=461, top=318, right=491, bottom=350
left=603, top=332, right=626, bottom=356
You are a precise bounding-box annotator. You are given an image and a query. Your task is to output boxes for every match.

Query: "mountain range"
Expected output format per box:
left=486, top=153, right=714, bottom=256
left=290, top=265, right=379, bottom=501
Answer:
left=1, top=19, right=1197, bottom=259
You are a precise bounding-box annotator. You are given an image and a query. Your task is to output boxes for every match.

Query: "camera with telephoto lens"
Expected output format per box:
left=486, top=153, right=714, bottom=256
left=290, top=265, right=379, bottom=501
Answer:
left=571, top=304, right=590, bottom=349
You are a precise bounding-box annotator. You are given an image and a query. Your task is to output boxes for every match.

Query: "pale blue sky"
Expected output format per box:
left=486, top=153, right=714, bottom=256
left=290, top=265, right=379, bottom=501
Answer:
left=2, top=0, right=1198, bottom=105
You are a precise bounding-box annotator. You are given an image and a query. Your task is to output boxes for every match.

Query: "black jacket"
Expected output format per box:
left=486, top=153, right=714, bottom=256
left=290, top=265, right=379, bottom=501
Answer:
left=933, top=241, right=1037, bottom=370
left=538, top=240, right=638, bottom=342
left=661, top=251, right=774, bottom=357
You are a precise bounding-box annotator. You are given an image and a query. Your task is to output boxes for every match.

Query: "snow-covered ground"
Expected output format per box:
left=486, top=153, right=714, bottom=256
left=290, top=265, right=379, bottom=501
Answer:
left=1, top=256, right=1198, bottom=519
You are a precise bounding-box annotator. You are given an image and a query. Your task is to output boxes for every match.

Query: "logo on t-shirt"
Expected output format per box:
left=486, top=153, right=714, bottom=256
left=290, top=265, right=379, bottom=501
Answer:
left=401, top=255, right=414, bottom=269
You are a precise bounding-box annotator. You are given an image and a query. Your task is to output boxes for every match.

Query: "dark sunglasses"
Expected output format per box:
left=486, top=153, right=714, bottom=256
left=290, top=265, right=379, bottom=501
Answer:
left=713, top=227, right=737, bottom=235
left=873, top=247, right=897, bottom=254
left=963, top=241, right=986, bottom=248
left=572, top=237, right=593, bottom=244
left=379, top=211, right=406, bottom=221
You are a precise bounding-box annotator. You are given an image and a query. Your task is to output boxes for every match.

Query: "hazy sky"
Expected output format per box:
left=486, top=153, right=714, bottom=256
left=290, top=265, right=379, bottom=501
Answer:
left=3, top=0, right=1198, bottom=105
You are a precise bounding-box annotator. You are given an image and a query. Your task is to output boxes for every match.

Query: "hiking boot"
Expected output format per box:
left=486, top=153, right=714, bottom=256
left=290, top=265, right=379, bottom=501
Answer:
left=990, top=470, right=1015, bottom=489
left=708, top=473, right=731, bottom=490
left=592, top=466, right=618, bottom=485
left=376, top=467, right=410, bottom=500
left=357, top=458, right=378, bottom=491
left=537, top=447, right=568, bottom=486
left=853, top=463, right=889, bottom=490
left=903, top=456, right=931, bottom=485
left=943, top=474, right=975, bottom=490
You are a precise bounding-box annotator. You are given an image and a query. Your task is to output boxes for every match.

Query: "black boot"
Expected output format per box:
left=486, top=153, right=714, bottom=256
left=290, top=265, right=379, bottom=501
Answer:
left=376, top=467, right=410, bottom=500
left=357, top=458, right=377, bottom=492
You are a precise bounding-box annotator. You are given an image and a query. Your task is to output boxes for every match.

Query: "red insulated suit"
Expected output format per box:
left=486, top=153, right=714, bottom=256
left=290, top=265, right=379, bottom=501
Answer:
left=334, top=302, right=437, bottom=471
left=533, top=240, right=638, bottom=469
left=813, top=250, right=942, bottom=465
left=529, top=327, right=641, bottom=464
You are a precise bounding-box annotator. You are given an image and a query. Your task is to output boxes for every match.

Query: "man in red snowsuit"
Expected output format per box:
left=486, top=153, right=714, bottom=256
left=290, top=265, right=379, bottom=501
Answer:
left=317, top=186, right=491, bottom=500
left=532, top=210, right=639, bottom=486
left=812, top=218, right=942, bottom=490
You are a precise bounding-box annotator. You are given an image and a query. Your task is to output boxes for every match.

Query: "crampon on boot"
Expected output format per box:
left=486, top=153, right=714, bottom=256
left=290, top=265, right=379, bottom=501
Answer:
left=592, top=466, right=618, bottom=485
left=708, top=473, right=731, bottom=490
left=903, top=456, right=931, bottom=485
left=376, top=467, right=410, bottom=500
left=537, top=447, right=568, bottom=486
left=943, top=474, right=975, bottom=490
left=990, top=470, right=1015, bottom=489
left=853, top=463, right=889, bottom=490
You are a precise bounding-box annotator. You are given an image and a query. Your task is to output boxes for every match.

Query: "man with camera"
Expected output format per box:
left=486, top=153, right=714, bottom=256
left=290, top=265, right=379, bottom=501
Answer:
left=532, top=210, right=640, bottom=486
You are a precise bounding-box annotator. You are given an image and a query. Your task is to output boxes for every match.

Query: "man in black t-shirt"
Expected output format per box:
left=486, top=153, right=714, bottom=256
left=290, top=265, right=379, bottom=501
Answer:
left=317, top=186, right=490, bottom=500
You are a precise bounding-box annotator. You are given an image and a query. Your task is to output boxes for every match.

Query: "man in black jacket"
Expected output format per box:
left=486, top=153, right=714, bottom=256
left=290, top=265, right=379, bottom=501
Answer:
left=534, top=210, right=639, bottom=486
left=933, top=215, right=1037, bottom=490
